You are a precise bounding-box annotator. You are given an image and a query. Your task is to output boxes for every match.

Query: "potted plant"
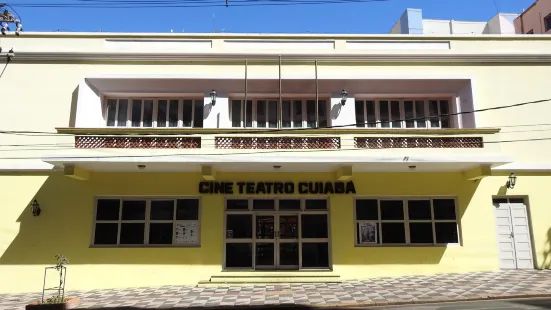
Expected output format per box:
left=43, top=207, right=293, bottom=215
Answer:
left=26, top=255, right=79, bottom=310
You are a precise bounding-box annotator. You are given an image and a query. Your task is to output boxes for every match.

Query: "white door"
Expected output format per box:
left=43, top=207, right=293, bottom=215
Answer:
left=493, top=198, right=534, bottom=269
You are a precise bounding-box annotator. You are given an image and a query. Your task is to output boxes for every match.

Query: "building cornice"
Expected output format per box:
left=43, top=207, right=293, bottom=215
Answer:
left=56, top=127, right=501, bottom=135
left=7, top=31, right=551, bottom=41
left=6, top=52, right=551, bottom=63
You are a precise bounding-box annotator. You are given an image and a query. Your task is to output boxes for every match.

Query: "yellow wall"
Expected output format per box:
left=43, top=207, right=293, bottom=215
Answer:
left=4, top=171, right=548, bottom=294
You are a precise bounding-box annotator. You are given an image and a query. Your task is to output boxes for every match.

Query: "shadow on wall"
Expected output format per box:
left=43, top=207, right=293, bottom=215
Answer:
left=0, top=172, right=480, bottom=267
left=540, top=227, right=551, bottom=269
left=0, top=173, right=222, bottom=266
left=68, top=86, right=79, bottom=127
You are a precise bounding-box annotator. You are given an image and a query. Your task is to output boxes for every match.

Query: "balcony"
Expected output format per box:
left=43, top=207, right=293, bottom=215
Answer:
left=61, top=128, right=497, bottom=151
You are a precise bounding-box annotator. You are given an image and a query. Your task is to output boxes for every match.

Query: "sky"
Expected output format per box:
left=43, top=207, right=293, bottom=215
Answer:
left=5, top=0, right=538, bottom=33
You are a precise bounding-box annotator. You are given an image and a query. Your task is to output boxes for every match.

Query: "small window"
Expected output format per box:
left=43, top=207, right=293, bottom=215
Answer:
left=104, top=98, right=204, bottom=128
left=354, top=99, right=452, bottom=129
left=354, top=198, right=459, bottom=246
left=545, top=13, right=551, bottom=31
left=93, top=198, right=201, bottom=247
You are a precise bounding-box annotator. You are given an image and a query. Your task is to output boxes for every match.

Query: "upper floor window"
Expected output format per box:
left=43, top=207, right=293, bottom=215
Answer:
left=231, top=99, right=328, bottom=129
left=545, top=13, right=551, bottom=32
left=105, top=98, right=204, bottom=128
left=355, top=99, right=452, bottom=129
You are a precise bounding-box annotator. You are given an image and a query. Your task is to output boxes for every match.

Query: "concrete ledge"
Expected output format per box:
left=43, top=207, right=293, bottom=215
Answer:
left=316, top=292, right=551, bottom=308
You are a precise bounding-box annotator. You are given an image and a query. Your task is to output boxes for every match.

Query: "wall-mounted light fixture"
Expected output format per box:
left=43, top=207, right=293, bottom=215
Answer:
left=340, top=89, right=348, bottom=106
left=506, top=172, right=517, bottom=189
left=210, top=90, right=217, bottom=106
left=31, top=199, right=41, bottom=217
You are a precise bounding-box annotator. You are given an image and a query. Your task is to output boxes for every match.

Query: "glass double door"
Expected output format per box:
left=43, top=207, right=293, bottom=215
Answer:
left=255, top=213, right=299, bottom=270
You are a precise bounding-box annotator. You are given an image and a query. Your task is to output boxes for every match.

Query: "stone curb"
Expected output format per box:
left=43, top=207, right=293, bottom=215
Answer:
left=316, top=292, right=551, bottom=308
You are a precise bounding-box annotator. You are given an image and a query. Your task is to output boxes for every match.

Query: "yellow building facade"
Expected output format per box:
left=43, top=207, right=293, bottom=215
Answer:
left=0, top=32, right=551, bottom=294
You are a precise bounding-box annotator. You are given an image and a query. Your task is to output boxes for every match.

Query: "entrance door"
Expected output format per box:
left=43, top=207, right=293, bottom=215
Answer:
left=493, top=198, right=534, bottom=269
left=254, top=213, right=300, bottom=270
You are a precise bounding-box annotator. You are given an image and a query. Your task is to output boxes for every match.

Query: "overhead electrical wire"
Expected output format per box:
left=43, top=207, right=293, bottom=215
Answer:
left=2, top=134, right=551, bottom=160
left=8, top=0, right=389, bottom=8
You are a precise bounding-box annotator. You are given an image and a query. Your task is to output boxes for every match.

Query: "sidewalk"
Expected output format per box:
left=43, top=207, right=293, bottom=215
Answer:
left=2, top=270, right=551, bottom=309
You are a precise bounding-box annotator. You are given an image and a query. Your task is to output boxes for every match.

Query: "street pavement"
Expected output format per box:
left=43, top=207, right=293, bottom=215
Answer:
left=366, top=297, right=551, bottom=309
left=2, top=270, right=551, bottom=309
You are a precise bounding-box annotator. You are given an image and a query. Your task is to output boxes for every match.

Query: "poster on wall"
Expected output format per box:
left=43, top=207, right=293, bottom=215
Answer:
left=175, top=222, right=199, bottom=245
left=358, top=222, right=377, bottom=244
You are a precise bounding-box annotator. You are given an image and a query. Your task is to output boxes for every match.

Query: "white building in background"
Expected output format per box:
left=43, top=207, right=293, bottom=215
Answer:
left=390, top=8, right=519, bottom=35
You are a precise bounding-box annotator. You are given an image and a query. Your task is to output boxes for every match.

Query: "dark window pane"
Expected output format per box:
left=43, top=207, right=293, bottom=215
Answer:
left=225, top=243, right=252, bottom=268
left=182, top=100, right=193, bottom=127
left=226, top=214, right=252, bottom=239
left=227, top=199, right=249, bottom=210
left=176, top=199, right=199, bottom=220
left=157, top=100, right=167, bottom=127
left=302, top=243, right=329, bottom=268
left=409, top=223, right=434, bottom=244
left=509, top=198, right=524, bottom=204
left=94, top=223, right=118, bottom=245
left=433, top=199, right=457, bottom=220
left=106, top=99, right=117, bottom=126
left=253, top=199, right=275, bottom=210
left=380, top=200, right=404, bottom=220
left=96, top=199, right=120, bottom=221
left=143, top=99, right=153, bottom=127
left=381, top=223, right=406, bottom=243
left=356, top=199, right=378, bottom=220
left=293, top=100, right=302, bottom=128
left=493, top=198, right=508, bottom=204
left=440, top=100, right=450, bottom=128
left=306, top=100, right=316, bottom=128
left=408, top=200, right=432, bottom=220
left=305, top=199, right=327, bottom=210
left=415, top=100, right=426, bottom=128
left=279, top=199, right=300, bottom=210
left=257, top=100, right=266, bottom=128
left=168, top=100, right=179, bottom=127
left=366, top=101, right=376, bottom=128
left=282, top=100, right=291, bottom=128
left=357, top=222, right=379, bottom=244
left=404, top=100, right=414, bottom=128
left=380, top=100, right=390, bottom=128
left=318, top=100, right=327, bottom=128
left=429, top=100, right=439, bottom=128
left=121, top=200, right=146, bottom=220
left=131, top=100, right=142, bottom=127
left=435, top=223, right=459, bottom=243
left=149, top=223, right=173, bottom=244
left=355, top=100, right=365, bottom=127
left=245, top=100, right=253, bottom=128
left=390, top=100, right=401, bottom=128
left=193, top=100, right=204, bottom=128
left=151, top=200, right=174, bottom=220
left=268, top=100, right=278, bottom=128
left=301, top=214, right=328, bottom=238
left=117, top=99, right=128, bottom=127
left=231, top=100, right=242, bottom=127
left=120, top=223, right=145, bottom=244
left=256, top=243, right=274, bottom=266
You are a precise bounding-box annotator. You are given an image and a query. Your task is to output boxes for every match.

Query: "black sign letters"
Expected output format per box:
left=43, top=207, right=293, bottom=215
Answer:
left=198, top=181, right=356, bottom=195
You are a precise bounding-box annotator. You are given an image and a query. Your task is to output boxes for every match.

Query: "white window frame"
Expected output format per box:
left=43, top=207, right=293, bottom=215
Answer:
left=104, top=97, right=204, bottom=128
left=354, top=98, right=454, bottom=129
left=229, top=98, right=330, bottom=129
left=353, top=196, right=460, bottom=247
left=91, top=196, right=202, bottom=248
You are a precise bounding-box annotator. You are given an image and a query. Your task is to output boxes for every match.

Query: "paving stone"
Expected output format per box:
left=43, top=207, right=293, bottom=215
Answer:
left=2, top=270, right=551, bottom=309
